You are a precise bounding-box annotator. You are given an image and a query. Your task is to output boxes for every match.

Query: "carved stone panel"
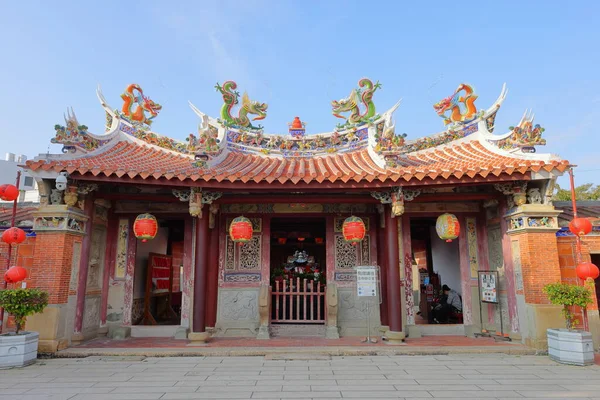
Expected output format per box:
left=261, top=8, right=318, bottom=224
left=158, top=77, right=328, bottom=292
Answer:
left=114, top=219, right=129, bottom=279
left=82, top=296, right=101, bottom=334
left=87, top=226, right=107, bottom=291
left=69, top=242, right=82, bottom=291
left=218, top=289, right=258, bottom=321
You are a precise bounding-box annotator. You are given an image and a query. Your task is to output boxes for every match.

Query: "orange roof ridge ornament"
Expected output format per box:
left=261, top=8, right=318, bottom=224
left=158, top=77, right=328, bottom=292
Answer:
left=487, top=109, right=547, bottom=154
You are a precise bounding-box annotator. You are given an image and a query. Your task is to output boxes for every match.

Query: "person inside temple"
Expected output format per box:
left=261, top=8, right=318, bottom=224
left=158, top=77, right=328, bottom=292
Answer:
left=432, top=284, right=462, bottom=324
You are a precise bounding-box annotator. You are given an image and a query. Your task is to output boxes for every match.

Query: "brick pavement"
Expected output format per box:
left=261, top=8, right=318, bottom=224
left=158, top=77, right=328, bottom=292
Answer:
left=1, top=354, right=600, bottom=400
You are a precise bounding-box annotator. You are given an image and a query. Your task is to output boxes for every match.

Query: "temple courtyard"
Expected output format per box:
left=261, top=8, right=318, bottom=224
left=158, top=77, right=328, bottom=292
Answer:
left=2, top=354, right=600, bottom=399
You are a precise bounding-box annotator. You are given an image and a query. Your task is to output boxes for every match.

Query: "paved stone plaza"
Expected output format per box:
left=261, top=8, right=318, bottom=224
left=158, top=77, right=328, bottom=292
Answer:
left=1, top=354, right=600, bottom=399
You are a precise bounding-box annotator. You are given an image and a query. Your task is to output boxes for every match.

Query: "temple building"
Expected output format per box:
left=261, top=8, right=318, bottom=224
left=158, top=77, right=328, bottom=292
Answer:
left=5, top=78, right=587, bottom=352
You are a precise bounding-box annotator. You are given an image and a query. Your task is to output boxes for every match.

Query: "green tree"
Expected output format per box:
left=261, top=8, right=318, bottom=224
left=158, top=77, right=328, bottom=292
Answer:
left=0, top=288, right=48, bottom=334
left=553, top=183, right=600, bottom=201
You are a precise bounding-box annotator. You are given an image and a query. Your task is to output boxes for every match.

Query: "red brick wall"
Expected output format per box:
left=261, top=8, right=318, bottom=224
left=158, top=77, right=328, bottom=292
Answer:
left=0, top=235, right=36, bottom=289
left=557, top=236, right=600, bottom=320
left=514, top=232, right=561, bottom=305
left=31, top=233, right=82, bottom=304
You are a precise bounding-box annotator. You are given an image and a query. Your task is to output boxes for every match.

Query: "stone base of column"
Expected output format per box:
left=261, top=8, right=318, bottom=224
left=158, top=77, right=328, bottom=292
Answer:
left=406, top=325, right=421, bottom=338
left=384, top=330, right=406, bottom=345
left=71, top=332, right=84, bottom=345
left=98, top=325, right=109, bottom=337
left=188, top=331, right=211, bottom=343
left=256, top=325, right=270, bottom=340
left=108, top=325, right=131, bottom=340
left=325, top=326, right=340, bottom=339
left=174, top=327, right=189, bottom=340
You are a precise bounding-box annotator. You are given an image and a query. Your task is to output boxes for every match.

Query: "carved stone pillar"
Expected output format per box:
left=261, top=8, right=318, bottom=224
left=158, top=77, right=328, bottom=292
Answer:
left=325, top=283, right=340, bottom=339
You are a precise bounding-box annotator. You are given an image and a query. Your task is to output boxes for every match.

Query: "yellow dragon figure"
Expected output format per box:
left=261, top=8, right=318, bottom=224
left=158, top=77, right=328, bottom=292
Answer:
left=433, top=83, right=478, bottom=125
left=120, top=84, right=162, bottom=126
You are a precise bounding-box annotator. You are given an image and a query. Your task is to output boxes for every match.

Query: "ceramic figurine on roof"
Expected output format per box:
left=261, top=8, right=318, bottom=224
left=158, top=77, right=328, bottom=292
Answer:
left=215, top=81, right=268, bottom=131
left=120, top=84, right=162, bottom=126
left=331, top=78, right=381, bottom=129
left=433, top=83, right=480, bottom=125
left=288, top=117, right=306, bottom=139
left=494, top=110, right=547, bottom=151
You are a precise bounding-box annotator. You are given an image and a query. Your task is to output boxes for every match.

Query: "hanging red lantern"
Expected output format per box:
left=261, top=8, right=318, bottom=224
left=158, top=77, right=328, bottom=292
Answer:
left=1, top=227, right=26, bottom=245
left=576, top=262, right=600, bottom=280
left=229, top=216, right=253, bottom=245
left=436, top=213, right=460, bottom=242
left=342, top=216, right=366, bottom=246
left=569, top=217, right=593, bottom=237
left=0, top=184, right=19, bottom=201
left=133, top=213, right=158, bottom=243
left=4, top=266, right=27, bottom=284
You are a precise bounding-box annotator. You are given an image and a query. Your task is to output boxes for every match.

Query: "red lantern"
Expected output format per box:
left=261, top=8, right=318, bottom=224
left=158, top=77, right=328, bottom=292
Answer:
left=1, top=227, right=26, bottom=245
left=0, top=184, right=19, bottom=201
left=342, top=216, right=366, bottom=246
left=569, top=217, right=593, bottom=237
left=229, top=216, right=253, bottom=245
left=133, top=213, right=158, bottom=243
left=576, top=262, right=600, bottom=280
left=436, top=213, right=460, bottom=242
left=4, top=266, right=27, bottom=284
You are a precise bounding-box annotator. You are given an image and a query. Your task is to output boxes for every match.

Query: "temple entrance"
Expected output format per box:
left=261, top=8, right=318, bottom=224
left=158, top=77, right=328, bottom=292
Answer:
left=132, top=218, right=184, bottom=330
left=270, top=217, right=327, bottom=325
left=410, top=218, right=464, bottom=330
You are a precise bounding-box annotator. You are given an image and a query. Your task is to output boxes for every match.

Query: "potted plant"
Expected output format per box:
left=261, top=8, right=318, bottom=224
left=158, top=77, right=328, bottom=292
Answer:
left=0, top=288, right=48, bottom=368
left=543, top=282, right=594, bottom=366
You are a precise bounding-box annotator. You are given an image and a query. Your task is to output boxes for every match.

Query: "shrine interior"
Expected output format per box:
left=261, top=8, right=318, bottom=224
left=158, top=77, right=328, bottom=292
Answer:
left=410, top=218, right=462, bottom=325
left=133, top=218, right=184, bottom=326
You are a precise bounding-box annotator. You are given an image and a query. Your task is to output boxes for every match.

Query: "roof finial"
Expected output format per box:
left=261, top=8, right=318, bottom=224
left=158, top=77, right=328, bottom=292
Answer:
left=288, top=116, right=306, bottom=139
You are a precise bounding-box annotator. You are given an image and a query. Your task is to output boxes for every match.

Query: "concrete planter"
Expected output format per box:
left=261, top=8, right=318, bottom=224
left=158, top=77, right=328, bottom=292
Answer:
left=547, top=328, right=593, bottom=366
left=0, top=331, right=39, bottom=369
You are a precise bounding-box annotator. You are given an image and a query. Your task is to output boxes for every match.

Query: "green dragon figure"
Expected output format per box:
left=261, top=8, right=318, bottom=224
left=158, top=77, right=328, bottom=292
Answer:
left=215, top=81, right=268, bottom=130
left=331, top=78, right=381, bottom=128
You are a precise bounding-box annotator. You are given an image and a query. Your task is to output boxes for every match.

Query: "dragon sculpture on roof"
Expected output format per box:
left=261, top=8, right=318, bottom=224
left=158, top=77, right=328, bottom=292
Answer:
left=331, top=78, right=381, bottom=129
left=120, top=84, right=162, bottom=126
left=433, top=83, right=479, bottom=125
left=215, top=81, right=268, bottom=130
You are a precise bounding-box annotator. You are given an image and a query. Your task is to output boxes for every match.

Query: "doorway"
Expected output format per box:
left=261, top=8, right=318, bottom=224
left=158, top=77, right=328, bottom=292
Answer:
left=410, top=218, right=463, bottom=327
left=269, top=217, right=326, bottom=324
left=132, top=219, right=184, bottom=327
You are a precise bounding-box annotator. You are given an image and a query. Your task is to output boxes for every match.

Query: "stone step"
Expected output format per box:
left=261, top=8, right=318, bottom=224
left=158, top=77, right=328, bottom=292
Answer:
left=270, top=324, right=326, bottom=337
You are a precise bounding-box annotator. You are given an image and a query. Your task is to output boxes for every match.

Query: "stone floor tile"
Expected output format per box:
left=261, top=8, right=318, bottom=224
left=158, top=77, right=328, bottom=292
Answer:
left=341, top=391, right=432, bottom=398
left=428, top=390, right=522, bottom=398
left=251, top=392, right=341, bottom=398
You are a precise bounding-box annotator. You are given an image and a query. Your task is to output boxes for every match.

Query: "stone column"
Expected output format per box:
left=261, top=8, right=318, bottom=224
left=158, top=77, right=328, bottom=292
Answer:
left=26, top=204, right=89, bottom=352
left=384, top=205, right=404, bottom=344
left=72, top=195, right=94, bottom=344
left=189, top=213, right=210, bottom=343
left=505, top=203, right=563, bottom=349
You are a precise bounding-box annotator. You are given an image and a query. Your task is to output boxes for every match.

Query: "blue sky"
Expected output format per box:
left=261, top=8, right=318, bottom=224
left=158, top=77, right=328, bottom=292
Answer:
left=1, top=0, right=598, bottom=187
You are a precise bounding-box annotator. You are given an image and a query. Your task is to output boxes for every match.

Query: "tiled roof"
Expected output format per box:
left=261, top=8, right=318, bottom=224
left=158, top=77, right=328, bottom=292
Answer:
left=0, top=204, right=38, bottom=228
left=25, top=138, right=570, bottom=185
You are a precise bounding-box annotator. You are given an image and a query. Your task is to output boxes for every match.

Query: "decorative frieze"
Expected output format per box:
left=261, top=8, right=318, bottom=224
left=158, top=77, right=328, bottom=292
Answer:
left=505, top=204, right=561, bottom=234
left=33, top=205, right=89, bottom=235
left=370, top=187, right=421, bottom=217
left=220, top=203, right=375, bottom=214
left=224, top=273, right=261, bottom=283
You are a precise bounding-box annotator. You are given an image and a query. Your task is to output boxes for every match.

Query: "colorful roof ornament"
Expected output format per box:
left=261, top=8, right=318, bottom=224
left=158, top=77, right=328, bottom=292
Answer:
left=494, top=110, right=547, bottom=151
left=433, top=83, right=481, bottom=126
left=120, top=84, right=162, bottom=126
left=288, top=117, right=306, bottom=139
left=215, top=81, right=268, bottom=131
left=332, top=78, right=381, bottom=130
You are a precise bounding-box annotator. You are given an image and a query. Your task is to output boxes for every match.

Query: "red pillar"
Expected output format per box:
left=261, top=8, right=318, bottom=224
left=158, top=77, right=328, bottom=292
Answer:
left=376, top=219, right=389, bottom=327
left=384, top=205, right=403, bottom=334
left=192, top=215, right=210, bottom=333
left=73, top=196, right=94, bottom=336
left=205, top=214, right=220, bottom=328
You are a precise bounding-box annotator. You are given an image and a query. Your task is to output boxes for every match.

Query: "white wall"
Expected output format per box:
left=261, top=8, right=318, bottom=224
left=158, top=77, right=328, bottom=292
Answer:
left=133, top=227, right=169, bottom=299
left=429, top=226, right=462, bottom=294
